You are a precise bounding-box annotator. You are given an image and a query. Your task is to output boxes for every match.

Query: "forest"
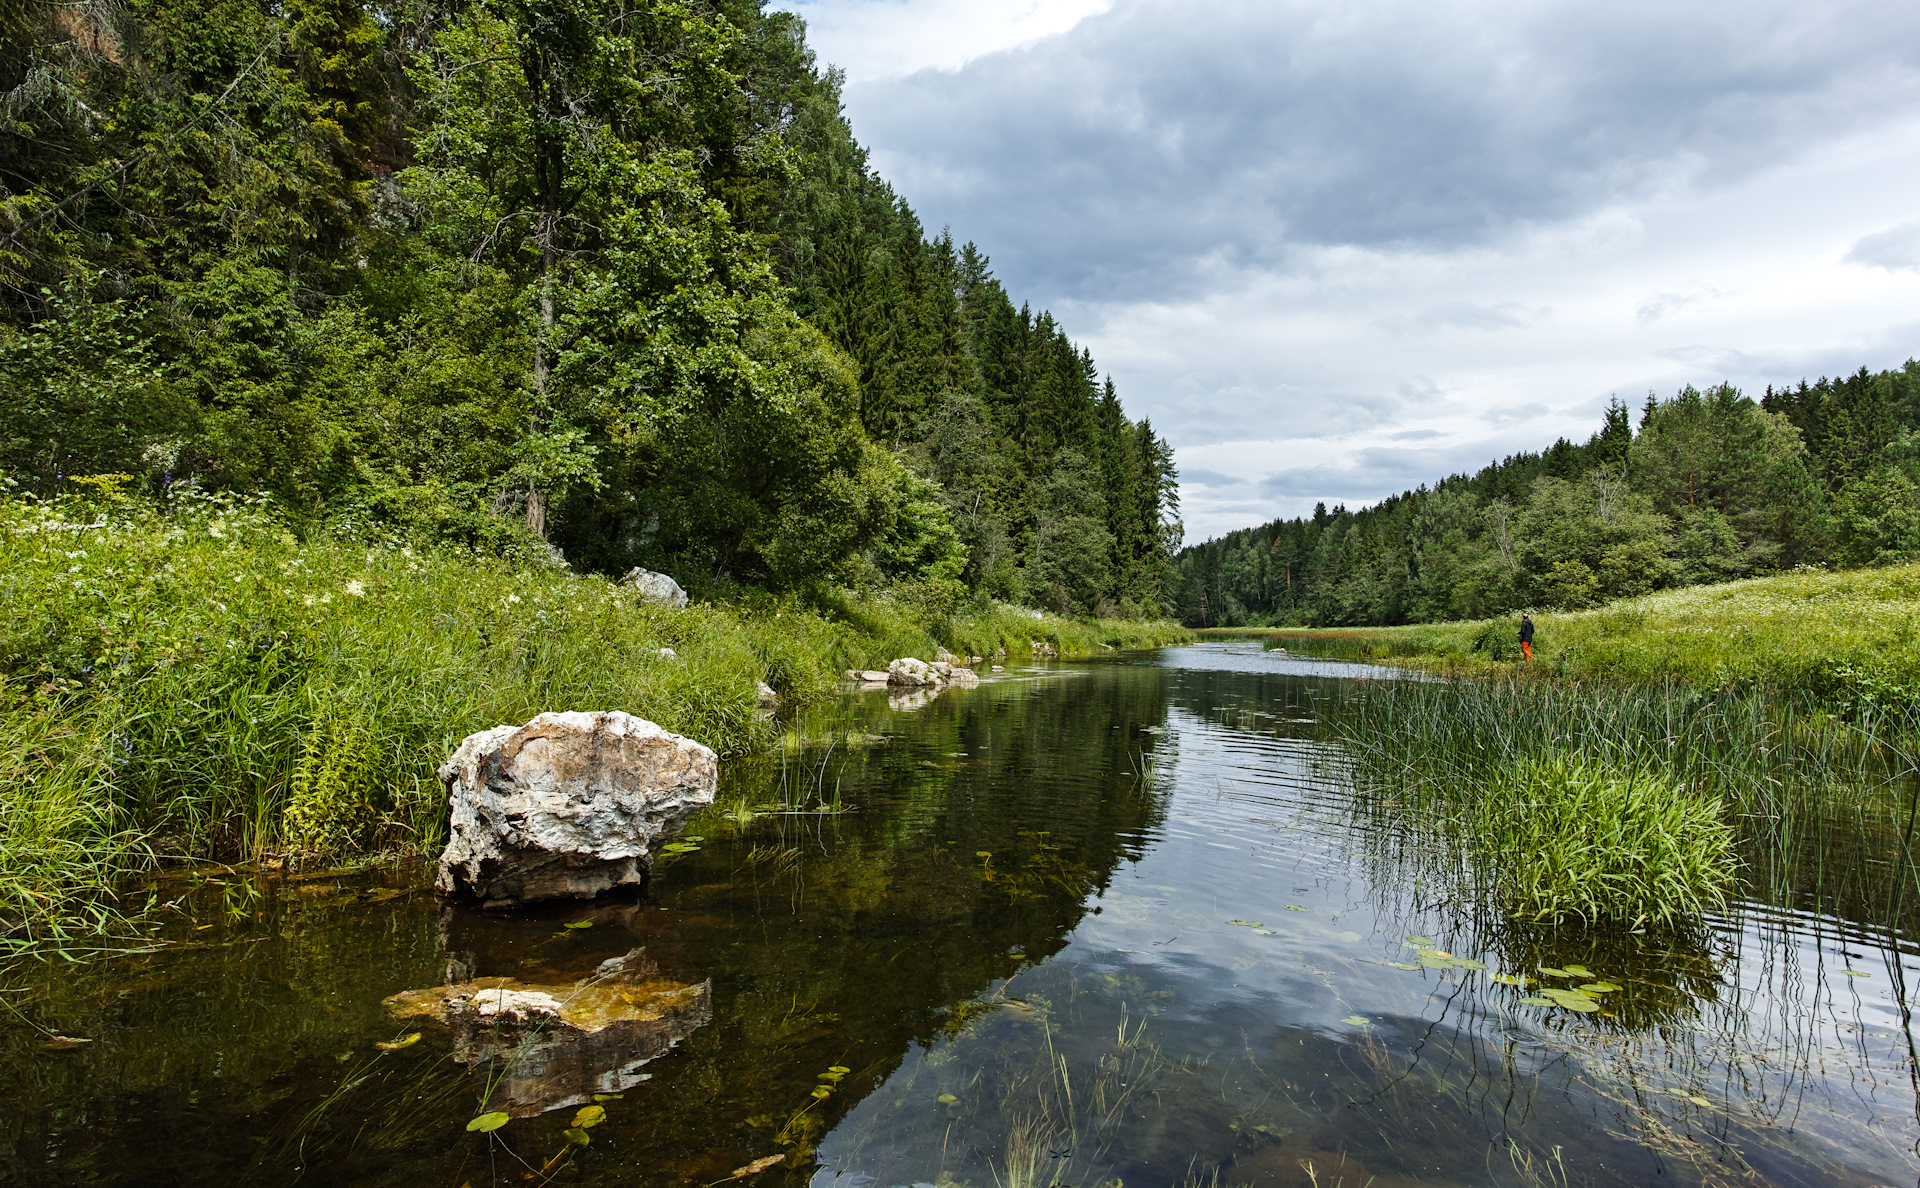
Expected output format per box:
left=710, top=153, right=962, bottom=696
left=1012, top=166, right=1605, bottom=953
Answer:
left=1173, top=363, right=1920, bottom=626
left=0, top=0, right=1179, bottom=619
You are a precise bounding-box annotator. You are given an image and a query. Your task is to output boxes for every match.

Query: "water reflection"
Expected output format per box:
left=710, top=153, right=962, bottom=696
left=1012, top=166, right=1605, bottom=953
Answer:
left=0, top=643, right=1914, bottom=1187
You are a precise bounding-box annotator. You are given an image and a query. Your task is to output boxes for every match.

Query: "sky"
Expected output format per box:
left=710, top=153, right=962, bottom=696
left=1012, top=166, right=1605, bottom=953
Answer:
left=769, top=0, right=1920, bottom=544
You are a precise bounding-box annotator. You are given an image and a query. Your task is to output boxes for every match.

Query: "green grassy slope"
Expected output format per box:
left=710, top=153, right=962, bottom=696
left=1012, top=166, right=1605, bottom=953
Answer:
left=1222, top=563, right=1920, bottom=708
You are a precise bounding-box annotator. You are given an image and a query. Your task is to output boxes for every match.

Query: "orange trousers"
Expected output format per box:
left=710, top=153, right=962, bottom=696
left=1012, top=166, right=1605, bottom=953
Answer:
left=1522, top=641, right=1532, bottom=661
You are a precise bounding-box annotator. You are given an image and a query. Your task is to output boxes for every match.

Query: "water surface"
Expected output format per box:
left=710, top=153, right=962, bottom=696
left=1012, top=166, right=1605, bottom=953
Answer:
left=3, top=642, right=1915, bottom=1186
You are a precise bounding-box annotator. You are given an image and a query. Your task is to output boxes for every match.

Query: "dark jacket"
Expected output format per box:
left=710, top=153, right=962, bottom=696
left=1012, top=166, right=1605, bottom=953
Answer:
left=1519, top=617, right=1534, bottom=643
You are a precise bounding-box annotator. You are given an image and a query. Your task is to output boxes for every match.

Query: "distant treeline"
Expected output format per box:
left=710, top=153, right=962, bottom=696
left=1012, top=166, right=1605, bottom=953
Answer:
left=1173, top=363, right=1920, bottom=626
left=0, top=0, right=1178, bottom=616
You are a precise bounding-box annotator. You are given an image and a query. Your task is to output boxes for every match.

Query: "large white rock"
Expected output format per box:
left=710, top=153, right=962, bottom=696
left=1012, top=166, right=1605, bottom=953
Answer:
left=436, top=711, right=716, bottom=905
left=619, top=567, right=690, bottom=608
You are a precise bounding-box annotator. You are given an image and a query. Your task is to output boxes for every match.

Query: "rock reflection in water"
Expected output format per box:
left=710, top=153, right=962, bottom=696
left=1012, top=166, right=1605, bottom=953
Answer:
left=386, top=947, right=711, bottom=1116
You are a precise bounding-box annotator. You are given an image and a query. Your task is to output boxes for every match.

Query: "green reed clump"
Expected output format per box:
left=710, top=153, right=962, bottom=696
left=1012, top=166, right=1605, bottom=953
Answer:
left=1324, top=677, right=1920, bottom=933
left=1475, top=755, right=1737, bottom=925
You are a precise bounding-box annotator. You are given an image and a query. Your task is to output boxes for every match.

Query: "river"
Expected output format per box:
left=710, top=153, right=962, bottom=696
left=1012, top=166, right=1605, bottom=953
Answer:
left=2, top=641, right=1915, bottom=1186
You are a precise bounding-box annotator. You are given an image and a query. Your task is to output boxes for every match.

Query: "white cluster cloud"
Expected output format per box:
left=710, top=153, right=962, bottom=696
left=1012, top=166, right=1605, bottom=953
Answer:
left=782, top=0, right=1920, bottom=540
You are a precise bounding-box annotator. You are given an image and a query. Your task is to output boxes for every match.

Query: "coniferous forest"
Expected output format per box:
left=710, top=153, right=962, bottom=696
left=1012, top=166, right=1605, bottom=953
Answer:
left=1174, top=366, right=1920, bottom=627
left=0, top=0, right=1180, bottom=617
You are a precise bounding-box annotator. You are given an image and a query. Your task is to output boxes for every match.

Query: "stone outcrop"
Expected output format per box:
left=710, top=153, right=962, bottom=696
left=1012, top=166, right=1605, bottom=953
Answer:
left=436, top=711, right=716, bottom=906
left=844, top=668, right=891, bottom=684
left=387, top=948, right=711, bottom=1115
left=619, top=567, right=690, bottom=608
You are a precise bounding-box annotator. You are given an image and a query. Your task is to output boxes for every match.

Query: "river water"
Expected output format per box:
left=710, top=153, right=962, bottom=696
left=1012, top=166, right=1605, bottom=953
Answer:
left=3, top=642, right=1916, bottom=1186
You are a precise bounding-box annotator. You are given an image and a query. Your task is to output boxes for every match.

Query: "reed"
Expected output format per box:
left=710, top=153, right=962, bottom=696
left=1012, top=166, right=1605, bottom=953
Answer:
left=1321, top=677, right=1920, bottom=932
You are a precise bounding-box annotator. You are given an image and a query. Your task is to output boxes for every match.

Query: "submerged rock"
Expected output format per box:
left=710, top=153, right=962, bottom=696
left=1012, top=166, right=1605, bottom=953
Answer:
left=755, top=681, right=779, bottom=710
left=619, top=567, right=690, bottom=608
left=436, top=711, right=716, bottom=906
left=387, top=949, right=711, bottom=1115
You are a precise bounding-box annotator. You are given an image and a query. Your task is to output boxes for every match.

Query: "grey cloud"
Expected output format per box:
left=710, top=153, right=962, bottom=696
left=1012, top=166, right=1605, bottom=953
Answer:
left=847, top=0, right=1920, bottom=303
left=1180, top=467, right=1250, bottom=487
left=1637, top=287, right=1729, bottom=324
left=1481, top=402, right=1549, bottom=427
left=1376, top=302, right=1548, bottom=336
left=1389, top=429, right=1446, bottom=442
left=1846, top=221, right=1920, bottom=271
left=1146, top=382, right=1406, bottom=448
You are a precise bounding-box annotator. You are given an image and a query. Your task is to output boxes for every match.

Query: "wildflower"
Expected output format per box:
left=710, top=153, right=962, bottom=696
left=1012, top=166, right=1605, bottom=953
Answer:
left=507, top=594, right=521, bottom=604
left=344, top=580, right=366, bottom=597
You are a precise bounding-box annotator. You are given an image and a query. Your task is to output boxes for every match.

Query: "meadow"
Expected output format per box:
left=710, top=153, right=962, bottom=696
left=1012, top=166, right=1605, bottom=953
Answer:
left=1229, top=562, right=1920, bottom=712
left=0, top=481, right=1188, bottom=943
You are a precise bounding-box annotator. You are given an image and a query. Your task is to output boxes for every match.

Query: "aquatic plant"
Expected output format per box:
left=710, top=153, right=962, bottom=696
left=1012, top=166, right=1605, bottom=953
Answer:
left=1472, top=756, right=1736, bottom=925
left=1324, top=677, right=1917, bottom=931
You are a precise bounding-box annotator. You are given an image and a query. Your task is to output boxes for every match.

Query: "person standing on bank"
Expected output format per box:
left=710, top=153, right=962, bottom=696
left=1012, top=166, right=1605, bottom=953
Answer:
left=1519, top=613, right=1534, bottom=662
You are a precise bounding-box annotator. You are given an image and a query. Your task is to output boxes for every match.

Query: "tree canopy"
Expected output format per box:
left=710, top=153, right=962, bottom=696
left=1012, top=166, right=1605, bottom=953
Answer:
left=1, top=0, right=1180, bottom=615
left=1174, top=365, right=1920, bottom=627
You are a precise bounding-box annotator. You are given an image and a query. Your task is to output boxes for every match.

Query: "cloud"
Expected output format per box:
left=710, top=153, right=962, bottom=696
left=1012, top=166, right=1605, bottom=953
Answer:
left=1179, top=468, right=1249, bottom=488
left=1376, top=303, right=1549, bottom=336
left=848, top=0, right=1920, bottom=303
left=1636, top=286, right=1731, bottom=324
left=1846, top=221, right=1920, bottom=271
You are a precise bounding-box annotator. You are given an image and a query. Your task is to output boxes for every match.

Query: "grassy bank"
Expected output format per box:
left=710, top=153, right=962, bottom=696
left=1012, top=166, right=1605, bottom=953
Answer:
left=0, top=485, right=1188, bottom=941
left=1223, top=562, right=1920, bottom=710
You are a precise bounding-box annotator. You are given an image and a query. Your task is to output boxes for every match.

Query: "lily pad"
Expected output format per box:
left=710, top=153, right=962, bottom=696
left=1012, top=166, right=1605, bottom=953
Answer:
left=573, top=1105, right=607, bottom=1128
left=562, top=920, right=594, bottom=930
left=810, top=1086, right=832, bottom=1099
left=1563, top=964, right=1593, bottom=977
left=1537, top=966, right=1574, bottom=978
left=827, top=1065, right=851, bottom=1074
left=1686, top=1095, right=1711, bottom=1107
left=937, top=1093, right=958, bottom=1104
left=1842, top=969, right=1871, bottom=978
left=1578, top=982, right=1621, bottom=995
left=467, top=1112, right=511, bottom=1133
left=1518, top=996, right=1557, bottom=1006
left=1491, top=973, right=1530, bottom=987
left=1406, top=935, right=1434, bottom=946
left=1340, top=1015, right=1369, bottom=1026
left=1283, top=904, right=1312, bottom=912
left=660, top=842, right=701, bottom=855
left=1542, top=988, right=1601, bottom=1012
left=562, top=1127, right=591, bottom=1145
left=1227, top=919, right=1264, bottom=928
left=1387, top=962, right=1420, bottom=971
left=1253, top=928, right=1278, bottom=936
left=592, top=1093, right=625, bottom=1102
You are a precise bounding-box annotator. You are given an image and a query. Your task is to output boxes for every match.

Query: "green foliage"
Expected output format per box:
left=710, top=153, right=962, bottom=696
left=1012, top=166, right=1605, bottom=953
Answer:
left=1, top=0, right=1180, bottom=614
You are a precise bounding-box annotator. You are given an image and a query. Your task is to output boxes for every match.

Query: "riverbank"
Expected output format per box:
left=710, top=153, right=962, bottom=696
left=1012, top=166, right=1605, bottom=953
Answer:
left=0, top=487, right=1188, bottom=941
left=1210, top=562, right=1920, bottom=711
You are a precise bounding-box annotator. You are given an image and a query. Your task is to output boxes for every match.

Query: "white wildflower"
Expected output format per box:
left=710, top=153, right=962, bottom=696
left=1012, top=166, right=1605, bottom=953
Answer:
left=344, top=580, right=366, bottom=597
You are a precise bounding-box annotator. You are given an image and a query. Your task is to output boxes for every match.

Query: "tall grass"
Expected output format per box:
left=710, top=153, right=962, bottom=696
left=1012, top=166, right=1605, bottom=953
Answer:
left=0, top=482, right=1188, bottom=940
left=1319, top=677, right=1920, bottom=935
